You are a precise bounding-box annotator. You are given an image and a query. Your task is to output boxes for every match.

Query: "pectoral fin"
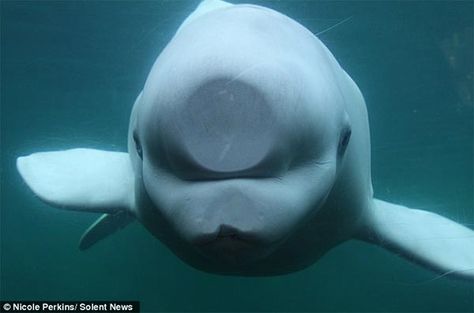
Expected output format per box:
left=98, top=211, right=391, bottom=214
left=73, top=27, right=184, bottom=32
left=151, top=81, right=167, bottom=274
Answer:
left=358, top=199, right=474, bottom=281
left=17, top=148, right=135, bottom=213
left=79, top=212, right=135, bottom=250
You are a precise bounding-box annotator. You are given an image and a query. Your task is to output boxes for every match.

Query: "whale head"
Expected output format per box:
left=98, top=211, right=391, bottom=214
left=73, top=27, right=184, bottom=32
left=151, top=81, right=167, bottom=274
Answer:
left=128, top=4, right=352, bottom=273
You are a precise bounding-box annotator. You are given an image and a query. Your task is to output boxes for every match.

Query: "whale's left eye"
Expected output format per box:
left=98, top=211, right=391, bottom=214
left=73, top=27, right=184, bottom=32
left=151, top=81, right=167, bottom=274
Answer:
left=133, top=132, right=143, bottom=159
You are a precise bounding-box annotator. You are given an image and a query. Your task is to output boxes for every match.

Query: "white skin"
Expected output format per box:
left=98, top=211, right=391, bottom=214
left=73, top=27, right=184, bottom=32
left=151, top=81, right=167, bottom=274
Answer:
left=127, top=4, right=369, bottom=275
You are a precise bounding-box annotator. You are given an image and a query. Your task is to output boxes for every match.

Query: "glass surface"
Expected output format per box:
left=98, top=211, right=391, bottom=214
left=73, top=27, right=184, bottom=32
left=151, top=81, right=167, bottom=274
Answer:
left=1, top=1, right=473, bottom=312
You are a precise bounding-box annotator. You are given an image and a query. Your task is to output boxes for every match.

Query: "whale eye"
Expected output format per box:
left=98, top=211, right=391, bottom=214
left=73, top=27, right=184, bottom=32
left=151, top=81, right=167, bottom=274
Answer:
left=338, top=128, right=351, bottom=156
left=133, top=132, right=143, bottom=159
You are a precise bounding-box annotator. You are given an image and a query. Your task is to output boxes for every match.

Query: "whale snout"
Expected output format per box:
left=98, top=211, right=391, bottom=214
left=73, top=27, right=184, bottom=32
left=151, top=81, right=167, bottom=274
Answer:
left=141, top=151, right=337, bottom=271
left=181, top=186, right=273, bottom=244
left=193, top=224, right=274, bottom=265
left=151, top=183, right=286, bottom=264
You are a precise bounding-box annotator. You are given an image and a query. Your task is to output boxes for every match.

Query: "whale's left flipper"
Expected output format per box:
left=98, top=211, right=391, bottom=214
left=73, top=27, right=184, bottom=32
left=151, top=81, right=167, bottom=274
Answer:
left=359, top=199, right=474, bottom=281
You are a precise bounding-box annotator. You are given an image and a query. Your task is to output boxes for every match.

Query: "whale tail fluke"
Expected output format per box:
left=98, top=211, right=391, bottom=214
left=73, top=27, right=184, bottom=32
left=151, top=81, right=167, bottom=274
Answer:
left=358, top=199, right=474, bottom=281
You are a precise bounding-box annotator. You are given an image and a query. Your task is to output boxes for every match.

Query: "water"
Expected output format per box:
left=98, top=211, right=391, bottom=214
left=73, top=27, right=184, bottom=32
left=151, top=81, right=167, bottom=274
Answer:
left=1, top=1, right=473, bottom=312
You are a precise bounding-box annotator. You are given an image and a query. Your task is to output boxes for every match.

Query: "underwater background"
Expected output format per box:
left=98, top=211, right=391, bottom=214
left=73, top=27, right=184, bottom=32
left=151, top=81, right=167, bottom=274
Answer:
left=1, top=0, right=473, bottom=312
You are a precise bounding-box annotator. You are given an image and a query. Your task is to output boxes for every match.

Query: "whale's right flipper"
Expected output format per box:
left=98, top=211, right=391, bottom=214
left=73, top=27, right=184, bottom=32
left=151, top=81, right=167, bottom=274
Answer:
left=16, top=148, right=135, bottom=213
left=17, top=148, right=137, bottom=250
left=359, top=199, right=474, bottom=281
left=79, top=212, right=135, bottom=250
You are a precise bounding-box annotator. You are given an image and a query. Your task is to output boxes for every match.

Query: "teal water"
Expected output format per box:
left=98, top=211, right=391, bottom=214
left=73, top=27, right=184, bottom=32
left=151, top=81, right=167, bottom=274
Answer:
left=1, top=1, right=473, bottom=312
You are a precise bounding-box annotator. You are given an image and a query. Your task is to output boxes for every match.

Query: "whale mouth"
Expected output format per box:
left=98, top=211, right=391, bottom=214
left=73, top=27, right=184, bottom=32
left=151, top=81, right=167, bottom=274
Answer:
left=192, top=225, right=268, bottom=265
left=194, top=224, right=257, bottom=246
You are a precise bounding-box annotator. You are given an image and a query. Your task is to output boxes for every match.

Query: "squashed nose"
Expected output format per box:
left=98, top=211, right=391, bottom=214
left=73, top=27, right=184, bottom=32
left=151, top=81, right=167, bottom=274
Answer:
left=177, top=78, right=277, bottom=173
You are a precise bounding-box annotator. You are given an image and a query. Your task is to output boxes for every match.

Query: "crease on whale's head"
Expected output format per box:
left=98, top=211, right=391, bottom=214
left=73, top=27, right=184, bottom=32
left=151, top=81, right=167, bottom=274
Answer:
left=127, top=3, right=353, bottom=272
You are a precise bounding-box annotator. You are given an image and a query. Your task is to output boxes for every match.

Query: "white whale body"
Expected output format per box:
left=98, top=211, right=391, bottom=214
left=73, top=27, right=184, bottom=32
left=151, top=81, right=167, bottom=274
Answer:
left=17, top=0, right=474, bottom=279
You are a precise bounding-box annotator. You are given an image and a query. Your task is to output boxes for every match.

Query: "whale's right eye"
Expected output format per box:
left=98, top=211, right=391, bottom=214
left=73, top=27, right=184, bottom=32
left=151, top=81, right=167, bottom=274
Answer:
left=338, top=127, right=351, bottom=156
left=133, top=132, right=143, bottom=159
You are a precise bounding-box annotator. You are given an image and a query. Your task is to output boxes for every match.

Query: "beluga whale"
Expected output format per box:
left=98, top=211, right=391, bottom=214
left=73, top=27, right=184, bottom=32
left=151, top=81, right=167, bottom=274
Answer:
left=17, top=0, right=474, bottom=279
